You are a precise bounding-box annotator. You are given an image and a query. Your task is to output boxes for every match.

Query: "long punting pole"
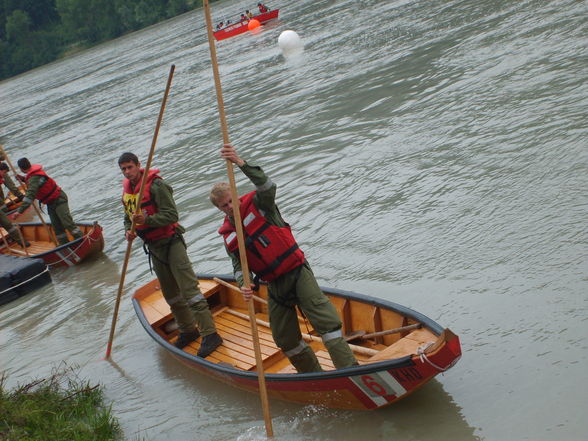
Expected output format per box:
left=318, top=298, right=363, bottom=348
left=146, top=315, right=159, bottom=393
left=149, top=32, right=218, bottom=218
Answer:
left=105, top=65, right=175, bottom=359
left=0, top=144, right=58, bottom=245
left=202, top=1, right=274, bottom=437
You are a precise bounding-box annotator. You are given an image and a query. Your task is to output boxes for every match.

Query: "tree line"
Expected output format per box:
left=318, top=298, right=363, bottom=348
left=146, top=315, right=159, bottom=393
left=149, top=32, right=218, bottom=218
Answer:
left=0, top=0, right=219, bottom=81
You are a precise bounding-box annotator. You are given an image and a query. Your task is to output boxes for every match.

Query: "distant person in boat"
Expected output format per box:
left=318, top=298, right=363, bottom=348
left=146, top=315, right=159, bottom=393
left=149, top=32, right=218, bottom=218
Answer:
left=257, top=2, right=270, bottom=13
left=0, top=209, right=29, bottom=247
left=0, top=162, right=24, bottom=213
left=118, top=152, right=223, bottom=356
left=209, top=144, right=358, bottom=373
left=10, top=158, right=83, bottom=245
left=217, top=21, right=224, bottom=30
left=246, top=10, right=253, bottom=18
left=240, top=13, right=247, bottom=22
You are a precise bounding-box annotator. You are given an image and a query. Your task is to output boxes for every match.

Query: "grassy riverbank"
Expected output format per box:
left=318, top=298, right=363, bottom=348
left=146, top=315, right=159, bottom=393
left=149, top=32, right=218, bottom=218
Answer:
left=0, top=368, right=122, bottom=441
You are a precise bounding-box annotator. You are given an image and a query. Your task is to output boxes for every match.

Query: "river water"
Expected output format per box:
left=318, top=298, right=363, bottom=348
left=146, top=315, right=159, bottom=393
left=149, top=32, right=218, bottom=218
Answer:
left=1, top=0, right=586, bottom=440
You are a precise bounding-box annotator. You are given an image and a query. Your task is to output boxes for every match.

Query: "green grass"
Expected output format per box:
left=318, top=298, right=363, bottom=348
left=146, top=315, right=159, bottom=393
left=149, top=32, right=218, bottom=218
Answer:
left=0, top=367, right=122, bottom=441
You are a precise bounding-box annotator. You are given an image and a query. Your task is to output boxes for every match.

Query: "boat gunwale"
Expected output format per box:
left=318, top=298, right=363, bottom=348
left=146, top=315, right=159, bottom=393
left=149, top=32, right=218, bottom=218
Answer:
left=15, top=221, right=103, bottom=258
left=132, top=273, right=447, bottom=382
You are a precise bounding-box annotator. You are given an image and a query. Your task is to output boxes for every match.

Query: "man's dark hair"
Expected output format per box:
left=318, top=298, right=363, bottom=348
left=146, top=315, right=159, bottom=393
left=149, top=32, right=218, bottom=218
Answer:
left=118, top=152, right=139, bottom=165
left=0, top=162, right=9, bottom=171
left=17, top=158, right=31, bottom=170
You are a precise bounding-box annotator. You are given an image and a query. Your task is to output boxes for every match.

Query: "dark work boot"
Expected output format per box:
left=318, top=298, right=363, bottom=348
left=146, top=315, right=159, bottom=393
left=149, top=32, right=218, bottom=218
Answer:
left=174, top=329, right=200, bottom=349
left=197, top=332, right=223, bottom=358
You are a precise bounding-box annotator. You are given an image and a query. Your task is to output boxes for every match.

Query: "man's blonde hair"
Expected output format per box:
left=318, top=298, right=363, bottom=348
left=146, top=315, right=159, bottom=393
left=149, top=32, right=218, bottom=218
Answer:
left=209, top=182, right=231, bottom=206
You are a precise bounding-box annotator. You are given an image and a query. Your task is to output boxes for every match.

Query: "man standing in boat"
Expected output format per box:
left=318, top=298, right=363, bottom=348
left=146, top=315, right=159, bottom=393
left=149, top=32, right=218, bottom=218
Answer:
left=0, top=162, right=24, bottom=212
left=10, top=158, right=83, bottom=245
left=118, top=152, right=223, bottom=356
left=209, top=144, right=358, bottom=373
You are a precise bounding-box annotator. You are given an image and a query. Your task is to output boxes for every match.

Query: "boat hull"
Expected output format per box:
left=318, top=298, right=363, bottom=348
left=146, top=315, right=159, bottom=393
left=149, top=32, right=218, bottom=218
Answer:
left=132, top=274, right=461, bottom=410
left=0, top=221, right=104, bottom=267
left=213, top=9, right=279, bottom=41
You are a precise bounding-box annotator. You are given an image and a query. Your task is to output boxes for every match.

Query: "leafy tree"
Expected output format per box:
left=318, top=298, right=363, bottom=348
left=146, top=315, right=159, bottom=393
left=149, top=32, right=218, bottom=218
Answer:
left=114, top=0, right=141, bottom=31
left=5, top=9, right=31, bottom=43
left=167, top=0, right=190, bottom=17
left=4, top=0, right=58, bottom=29
left=0, top=0, right=217, bottom=80
left=135, top=0, right=166, bottom=27
left=55, top=0, right=87, bottom=41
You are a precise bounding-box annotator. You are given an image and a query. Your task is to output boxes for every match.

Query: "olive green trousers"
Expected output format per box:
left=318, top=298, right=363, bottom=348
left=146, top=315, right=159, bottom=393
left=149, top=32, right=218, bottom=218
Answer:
left=149, top=236, right=216, bottom=336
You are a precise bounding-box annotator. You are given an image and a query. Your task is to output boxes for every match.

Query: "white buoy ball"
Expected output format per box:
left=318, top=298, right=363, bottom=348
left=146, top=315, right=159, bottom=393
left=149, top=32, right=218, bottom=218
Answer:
left=278, top=30, right=304, bottom=56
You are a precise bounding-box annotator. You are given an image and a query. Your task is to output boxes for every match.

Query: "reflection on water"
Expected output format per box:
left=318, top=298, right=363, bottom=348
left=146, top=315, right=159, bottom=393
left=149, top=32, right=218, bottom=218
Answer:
left=155, top=345, right=480, bottom=441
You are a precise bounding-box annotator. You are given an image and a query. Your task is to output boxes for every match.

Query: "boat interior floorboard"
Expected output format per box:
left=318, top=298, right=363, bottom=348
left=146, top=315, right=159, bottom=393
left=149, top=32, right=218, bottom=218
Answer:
left=136, top=278, right=440, bottom=376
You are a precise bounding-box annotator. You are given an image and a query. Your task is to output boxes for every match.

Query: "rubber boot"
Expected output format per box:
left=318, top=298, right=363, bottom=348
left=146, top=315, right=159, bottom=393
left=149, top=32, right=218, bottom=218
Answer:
left=324, top=337, right=358, bottom=369
left=197, top=332, right=223, bottom=357
left=56, top=233, right=69, bottom=245
left=288, top=346, right=323, bottom=373
left=174, top=329, right=200, bottom=349
left=71, top=227, right=83, bottom=240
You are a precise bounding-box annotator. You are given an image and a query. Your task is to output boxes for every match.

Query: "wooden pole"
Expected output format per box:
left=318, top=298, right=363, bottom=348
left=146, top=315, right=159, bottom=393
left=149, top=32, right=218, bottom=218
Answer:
left=15, top=227, right=29, bottom=256
left=0, top=145, right=58, bottom=245
left=202, top=2, right=273, bottom=437
left=105, top=64, right=175, bottom=359
left=214, top=277, right=307, bottom=324
left=358, top=324, right=422, bottom=340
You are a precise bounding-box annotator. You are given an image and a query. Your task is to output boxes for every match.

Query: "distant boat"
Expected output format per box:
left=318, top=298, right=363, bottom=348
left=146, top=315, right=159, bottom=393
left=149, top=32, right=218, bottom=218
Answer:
left=133, top=274, right=462, bottom=410
left=0, top=221, right=104, bottom=267
left=213, top=9, right=280, bottom=41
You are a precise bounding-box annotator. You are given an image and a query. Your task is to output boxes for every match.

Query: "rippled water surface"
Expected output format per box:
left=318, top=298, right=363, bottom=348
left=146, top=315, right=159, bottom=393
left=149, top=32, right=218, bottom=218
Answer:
left=1, top=0, right=587, bottom=440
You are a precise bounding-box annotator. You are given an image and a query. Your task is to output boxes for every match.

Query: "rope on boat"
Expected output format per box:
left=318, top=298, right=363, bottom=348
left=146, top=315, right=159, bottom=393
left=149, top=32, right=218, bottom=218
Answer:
left=46, top=228, right=98, bottom=267
left=417, top=342, right=450, bottom=372
left=0, top=266, right=50, bottom=295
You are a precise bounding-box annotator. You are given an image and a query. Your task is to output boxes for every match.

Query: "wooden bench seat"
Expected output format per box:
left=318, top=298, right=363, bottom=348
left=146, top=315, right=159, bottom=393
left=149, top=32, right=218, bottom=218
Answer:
left=367, top=328, right=437, bottom=362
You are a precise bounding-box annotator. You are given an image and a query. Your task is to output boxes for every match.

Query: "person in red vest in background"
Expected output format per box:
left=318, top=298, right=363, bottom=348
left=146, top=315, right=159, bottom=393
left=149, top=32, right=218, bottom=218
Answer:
left=257, top=2, right=270, bottom=13
left=0, top=162, right=24, bottom=212
left=10, top=158, right=82, bottom=245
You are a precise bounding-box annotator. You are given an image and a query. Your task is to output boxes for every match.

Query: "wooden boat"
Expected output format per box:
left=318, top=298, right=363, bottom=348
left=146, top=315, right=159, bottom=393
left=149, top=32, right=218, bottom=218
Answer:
left=132, top=274, right=461, bottom=410
left=0, top=221, right=104, bottom=267
left=213, top=9, right=279, bottom=41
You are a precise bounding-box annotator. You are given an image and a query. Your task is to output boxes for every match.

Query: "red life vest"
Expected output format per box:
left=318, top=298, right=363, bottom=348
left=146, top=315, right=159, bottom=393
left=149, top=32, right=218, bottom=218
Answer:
left=121, top=169, right=178, bottom=243
left=259, top=5, right=269, bottom=13
left=218, top=191, right=305, bottom=282
left=25, top=165, right=61, bottom=204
